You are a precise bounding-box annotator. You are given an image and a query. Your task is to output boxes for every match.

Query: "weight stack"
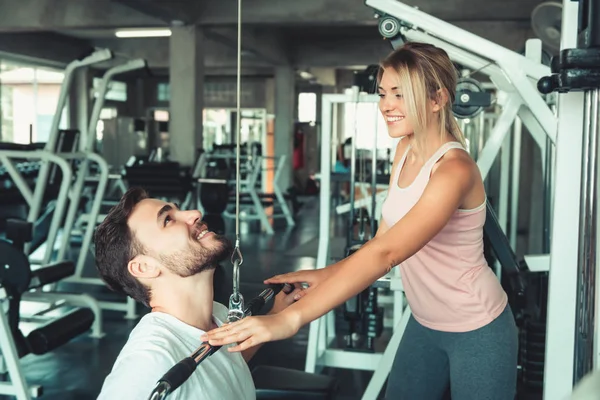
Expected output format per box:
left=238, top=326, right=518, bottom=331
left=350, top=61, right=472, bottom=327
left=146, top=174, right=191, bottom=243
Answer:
left=520, top=320, right=546, bottom=399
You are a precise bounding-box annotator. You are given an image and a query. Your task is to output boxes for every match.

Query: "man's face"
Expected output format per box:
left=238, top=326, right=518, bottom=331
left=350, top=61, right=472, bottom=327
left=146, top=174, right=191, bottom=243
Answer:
left=128, top=199, right=231, bottom=277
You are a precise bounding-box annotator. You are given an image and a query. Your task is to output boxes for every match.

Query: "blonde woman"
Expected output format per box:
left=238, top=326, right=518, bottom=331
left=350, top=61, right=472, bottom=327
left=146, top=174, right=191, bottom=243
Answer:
left=203, top=42, right=518, bottom=399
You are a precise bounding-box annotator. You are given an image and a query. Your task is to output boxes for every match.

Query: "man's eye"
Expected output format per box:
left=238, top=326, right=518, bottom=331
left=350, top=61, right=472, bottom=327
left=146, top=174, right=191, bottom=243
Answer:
left=164, top=215, right=172, bottom=227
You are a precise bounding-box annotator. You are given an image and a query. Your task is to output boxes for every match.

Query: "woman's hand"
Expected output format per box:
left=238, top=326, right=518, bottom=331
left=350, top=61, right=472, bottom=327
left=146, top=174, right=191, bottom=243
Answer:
left=265, top=268, right=333, bottom=301
left=201, top=310, right=301, bottom=352
left=269, top=284, right=303, bottom=315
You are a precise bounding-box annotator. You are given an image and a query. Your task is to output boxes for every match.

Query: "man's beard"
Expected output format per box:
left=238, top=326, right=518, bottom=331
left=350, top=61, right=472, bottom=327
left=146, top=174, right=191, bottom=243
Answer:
left=158, top=234, right=232, bottom=278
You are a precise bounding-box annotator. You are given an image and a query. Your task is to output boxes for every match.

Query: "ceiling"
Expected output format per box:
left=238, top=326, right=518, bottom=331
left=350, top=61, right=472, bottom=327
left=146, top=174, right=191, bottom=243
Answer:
left=0, top=0, right=559, bottom=83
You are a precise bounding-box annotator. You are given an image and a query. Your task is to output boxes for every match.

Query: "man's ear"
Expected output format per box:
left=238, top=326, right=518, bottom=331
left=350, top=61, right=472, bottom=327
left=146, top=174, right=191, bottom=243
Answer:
left=128, top=255, right=161, bottom=279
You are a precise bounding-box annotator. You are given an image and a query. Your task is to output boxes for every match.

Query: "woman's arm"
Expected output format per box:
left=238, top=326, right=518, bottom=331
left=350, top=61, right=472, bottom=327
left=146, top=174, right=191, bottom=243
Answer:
left=282, top=156, right=477, bottom=330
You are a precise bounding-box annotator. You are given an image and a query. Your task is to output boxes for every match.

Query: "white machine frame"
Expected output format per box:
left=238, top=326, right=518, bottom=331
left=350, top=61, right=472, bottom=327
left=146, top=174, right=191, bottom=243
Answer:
left=306, top=0, right=572, bottom=398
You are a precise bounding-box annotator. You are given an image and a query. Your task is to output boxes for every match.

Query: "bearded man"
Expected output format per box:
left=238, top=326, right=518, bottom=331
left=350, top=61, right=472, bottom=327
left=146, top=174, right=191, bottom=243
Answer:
left=94, top=187, right=298, bottom=400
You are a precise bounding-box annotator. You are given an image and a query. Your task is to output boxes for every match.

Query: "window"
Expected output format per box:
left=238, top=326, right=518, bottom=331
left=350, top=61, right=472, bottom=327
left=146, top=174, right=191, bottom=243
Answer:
left=0, top=61, right=67, bottom=144
left=153, top=109, right=169, bottom=121
left=157, top=83, right=170, bottom=102
left=298, top=92, right=317, bottom=123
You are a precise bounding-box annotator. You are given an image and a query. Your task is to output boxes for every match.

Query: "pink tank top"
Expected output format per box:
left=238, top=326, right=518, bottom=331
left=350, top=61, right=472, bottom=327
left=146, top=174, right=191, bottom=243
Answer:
left=381, top=141, right=507, bottom=332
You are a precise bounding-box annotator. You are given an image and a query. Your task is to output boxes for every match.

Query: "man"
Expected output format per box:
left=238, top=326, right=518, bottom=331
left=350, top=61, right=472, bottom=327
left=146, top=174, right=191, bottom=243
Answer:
left=94, top=187, right=299, bottom=400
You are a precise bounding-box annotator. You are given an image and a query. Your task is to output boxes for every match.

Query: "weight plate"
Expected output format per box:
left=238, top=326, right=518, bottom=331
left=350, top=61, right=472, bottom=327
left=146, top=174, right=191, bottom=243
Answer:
left=453, top=77, right=485, bottom=119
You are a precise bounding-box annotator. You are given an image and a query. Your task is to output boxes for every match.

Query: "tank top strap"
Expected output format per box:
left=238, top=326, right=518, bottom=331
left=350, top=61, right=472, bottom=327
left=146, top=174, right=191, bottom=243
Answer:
left=422, top=141, right=465, bottom=176
left=392, top=143, right=412, bottom=181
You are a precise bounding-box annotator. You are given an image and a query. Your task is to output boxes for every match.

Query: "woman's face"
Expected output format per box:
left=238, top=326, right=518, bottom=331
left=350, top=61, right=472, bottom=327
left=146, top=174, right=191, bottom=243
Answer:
left=378, top=67, right=414, bottom=139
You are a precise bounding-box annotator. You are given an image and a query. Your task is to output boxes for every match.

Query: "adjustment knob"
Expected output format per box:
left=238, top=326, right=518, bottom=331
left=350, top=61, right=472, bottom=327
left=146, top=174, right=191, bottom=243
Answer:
left=537, top=76, right=556, bottom=94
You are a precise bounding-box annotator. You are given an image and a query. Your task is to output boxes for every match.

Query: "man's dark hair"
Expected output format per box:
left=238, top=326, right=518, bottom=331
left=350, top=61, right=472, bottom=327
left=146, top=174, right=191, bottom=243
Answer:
left=94, top=187, right=151, bottom=306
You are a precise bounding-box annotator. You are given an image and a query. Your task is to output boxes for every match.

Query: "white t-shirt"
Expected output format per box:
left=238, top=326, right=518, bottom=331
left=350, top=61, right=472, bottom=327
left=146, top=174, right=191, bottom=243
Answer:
left=97, top=302, right=255, bottom=400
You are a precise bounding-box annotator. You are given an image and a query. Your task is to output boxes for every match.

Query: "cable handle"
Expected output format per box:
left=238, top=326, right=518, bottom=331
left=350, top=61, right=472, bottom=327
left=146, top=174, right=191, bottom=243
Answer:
left=244, top=283, right=294, bottom=316
left=147, top=282, right=294, bottom=400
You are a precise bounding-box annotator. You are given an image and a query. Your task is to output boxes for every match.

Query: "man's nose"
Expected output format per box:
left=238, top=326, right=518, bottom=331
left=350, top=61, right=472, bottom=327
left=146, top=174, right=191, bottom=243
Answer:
left=180, top=209, right=202, bottom=225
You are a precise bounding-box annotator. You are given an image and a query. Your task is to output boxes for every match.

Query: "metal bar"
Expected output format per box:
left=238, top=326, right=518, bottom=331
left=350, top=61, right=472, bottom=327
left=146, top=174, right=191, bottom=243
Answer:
left=371, top=104, right=378, bottom=237
left=543, top=134, right=554, bottom=253
left=366, top=0, right=549, bottom=79
left=476, top=95, right=522, bottom=180
left=28, top=50, right=112, bottom=235
left=510, top=117, right=522, bottom=250
left=272, top=155, right=295, bottom=227
left=58, top=60, right=145, bottom=264
left=40, top=154, right=72, bottom=265
left=544, top=1, right=585, bottom=395
left=84, top=59, right=146, bottom=152
left=348, top=87, right=359, bottom=247
left=573, top=88, right=600, bottom=384
left=74, top=153, right=110, bottom=276
left=305, top=95, right=334, bottom=374
left=495, top=130, right=511, bottom=280
left=0, top=299, right=32, bottom=399
left=0, top=156, right=33, bottom=206
left=361, top=305, right=412, bottom=400
left=319, top=349, right=382, bottom=371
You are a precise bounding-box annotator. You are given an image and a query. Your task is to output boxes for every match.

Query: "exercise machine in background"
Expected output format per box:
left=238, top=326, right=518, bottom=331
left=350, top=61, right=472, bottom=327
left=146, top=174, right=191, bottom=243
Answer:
left=305, top=0, right=562, bottom=398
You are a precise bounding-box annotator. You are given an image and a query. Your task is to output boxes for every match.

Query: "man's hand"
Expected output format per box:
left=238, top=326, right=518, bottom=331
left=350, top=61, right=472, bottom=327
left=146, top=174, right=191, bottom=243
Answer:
left=269, top=284, right=304, bottom=315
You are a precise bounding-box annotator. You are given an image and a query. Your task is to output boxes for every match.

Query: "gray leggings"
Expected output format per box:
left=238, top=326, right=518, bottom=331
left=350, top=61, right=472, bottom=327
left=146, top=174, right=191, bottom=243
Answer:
left=385, top=305, right=518, bottom=400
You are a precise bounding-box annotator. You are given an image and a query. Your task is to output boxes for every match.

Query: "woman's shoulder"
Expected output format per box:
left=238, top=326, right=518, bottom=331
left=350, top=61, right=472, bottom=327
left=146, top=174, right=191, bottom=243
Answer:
left=432, top=144, right=478, bottom=182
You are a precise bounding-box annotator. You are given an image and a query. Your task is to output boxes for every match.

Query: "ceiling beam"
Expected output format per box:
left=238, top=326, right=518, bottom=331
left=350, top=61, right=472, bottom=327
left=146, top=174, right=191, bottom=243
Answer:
left=198, top=0, right=541, bottom=25
left=0, top=32, right=94, bottom=67
left=0, top=0, right=163, bottom=32
left=113, top=0, right=206, bottom=25
left=205, top=27, right=290, bottom=66
left=91, top=37, right=273, bottom=70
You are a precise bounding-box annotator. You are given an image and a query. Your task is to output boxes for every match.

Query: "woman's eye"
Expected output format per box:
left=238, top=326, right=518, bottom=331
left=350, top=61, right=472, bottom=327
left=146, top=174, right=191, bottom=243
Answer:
left=164, top=215, right=172, bottom=226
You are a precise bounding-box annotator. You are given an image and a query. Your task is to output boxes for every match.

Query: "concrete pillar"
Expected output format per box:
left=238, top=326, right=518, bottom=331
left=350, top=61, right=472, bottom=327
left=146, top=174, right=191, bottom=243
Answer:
left=274, top=67, right=295, bottom=190
left=169, top=26, right=205, bottom=166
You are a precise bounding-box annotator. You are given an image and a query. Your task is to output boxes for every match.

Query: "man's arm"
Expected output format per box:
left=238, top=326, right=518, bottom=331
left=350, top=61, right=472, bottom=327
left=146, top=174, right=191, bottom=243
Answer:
left=98, top=350, right=176, bottom=400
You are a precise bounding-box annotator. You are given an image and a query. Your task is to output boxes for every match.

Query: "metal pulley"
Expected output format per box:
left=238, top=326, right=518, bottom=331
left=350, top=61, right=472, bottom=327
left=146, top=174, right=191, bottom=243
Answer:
left=452, top=77, right=491, bottom=119
left=378, top=15, right=401, bottom=39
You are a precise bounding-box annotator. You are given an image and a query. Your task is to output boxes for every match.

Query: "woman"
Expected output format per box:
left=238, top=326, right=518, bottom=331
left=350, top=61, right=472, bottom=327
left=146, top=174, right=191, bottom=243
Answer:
left=202, top=42, right=518, bottom=399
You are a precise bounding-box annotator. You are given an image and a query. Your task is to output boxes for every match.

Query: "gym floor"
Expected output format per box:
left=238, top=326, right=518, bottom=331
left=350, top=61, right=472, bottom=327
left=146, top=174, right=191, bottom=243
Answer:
left=6, top=197, right=379, bottom=400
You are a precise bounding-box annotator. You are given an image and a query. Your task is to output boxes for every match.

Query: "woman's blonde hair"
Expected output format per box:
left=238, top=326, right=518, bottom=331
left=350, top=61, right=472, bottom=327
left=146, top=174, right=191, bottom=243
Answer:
left=377, top=42, right=466, bottom=155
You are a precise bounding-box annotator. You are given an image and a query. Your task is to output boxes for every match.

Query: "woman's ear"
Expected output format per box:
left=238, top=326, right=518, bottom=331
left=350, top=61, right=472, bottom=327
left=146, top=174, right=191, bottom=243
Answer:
left=431, top=88, right=450, bottom=112
left=128, top=255, right=161, bottom=279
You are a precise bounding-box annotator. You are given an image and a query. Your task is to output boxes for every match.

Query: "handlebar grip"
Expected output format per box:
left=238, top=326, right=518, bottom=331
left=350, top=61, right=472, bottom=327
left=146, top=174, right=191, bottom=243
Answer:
left=159, top=357, right=197, bottom=393
left=245, top=283, right=294, bottom=316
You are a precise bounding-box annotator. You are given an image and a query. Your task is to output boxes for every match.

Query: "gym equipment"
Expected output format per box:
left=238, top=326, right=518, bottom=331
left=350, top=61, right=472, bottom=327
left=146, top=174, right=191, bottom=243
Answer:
left=148, top=283, right=290, bottom=399
left=310, top=89, right=408, bottom=388
left=537, top=0, right=600, bottom=389
left=199, top=181, right=229, bottom=214
left=0, top=49, right=112, bottom=265
left=0, top=129, right=80, bottom=253
left=147, top=283, right=338, bottom=400
left=452, top=77, right=492, bottom=119
left=193, top=152, right=296, bottom=234
left=0, top=50, right=114, bottom=340
left=123, top=161, right=194, bottom=208
left=0, top=218, right=95, bottom=399
left=307, top=0, right=561, bottom=397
